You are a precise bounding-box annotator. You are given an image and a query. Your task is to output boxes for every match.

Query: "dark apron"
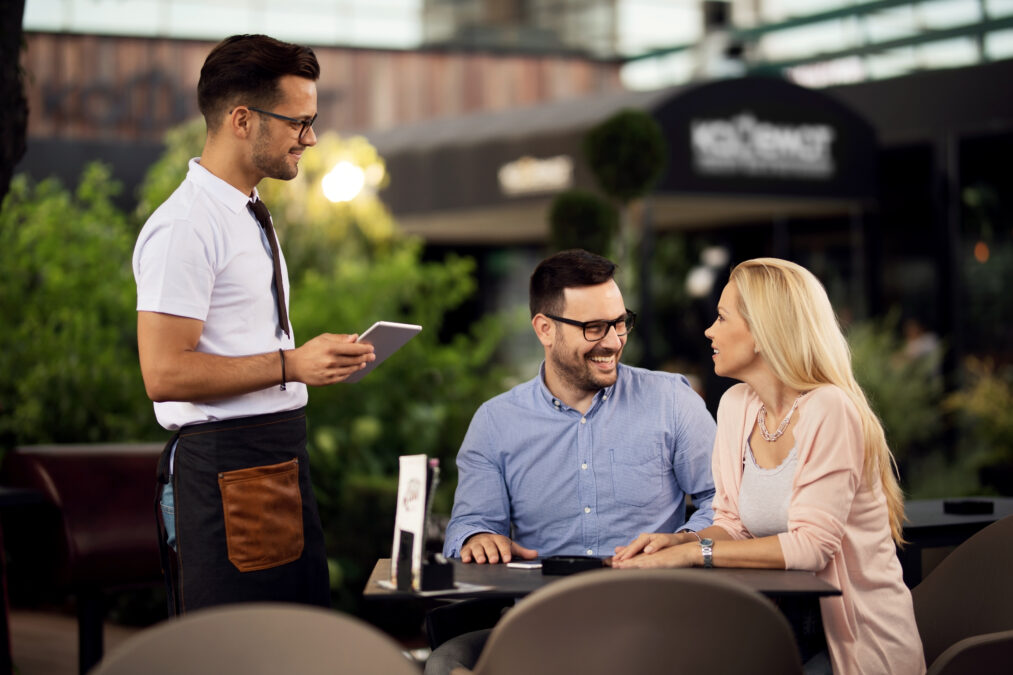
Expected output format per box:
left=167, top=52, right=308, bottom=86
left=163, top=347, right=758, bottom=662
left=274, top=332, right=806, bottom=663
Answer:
left=155, top=407, right=330, bottom=615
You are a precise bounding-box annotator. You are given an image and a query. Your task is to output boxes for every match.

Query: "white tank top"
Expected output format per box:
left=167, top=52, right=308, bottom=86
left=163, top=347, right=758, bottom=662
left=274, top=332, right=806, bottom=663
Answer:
left=738, top=440, right=798, bottom=538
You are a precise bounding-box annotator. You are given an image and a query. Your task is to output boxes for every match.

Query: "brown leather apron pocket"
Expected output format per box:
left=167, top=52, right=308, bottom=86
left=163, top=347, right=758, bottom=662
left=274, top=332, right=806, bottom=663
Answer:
left=218, top=458, right=304, bottom=572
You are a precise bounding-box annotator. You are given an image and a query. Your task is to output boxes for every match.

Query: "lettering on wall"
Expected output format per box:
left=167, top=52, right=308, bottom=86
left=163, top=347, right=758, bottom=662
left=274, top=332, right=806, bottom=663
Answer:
left=690, top=113, right=836, bottom=180
left=498, top=155, right=574, bottom=196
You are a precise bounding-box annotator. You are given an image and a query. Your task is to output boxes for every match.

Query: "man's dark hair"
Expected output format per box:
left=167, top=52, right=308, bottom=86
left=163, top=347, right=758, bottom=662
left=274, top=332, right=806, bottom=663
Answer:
left=197, top=34, right=320, bottom=128
left=529, top=249, right=618, bottom=318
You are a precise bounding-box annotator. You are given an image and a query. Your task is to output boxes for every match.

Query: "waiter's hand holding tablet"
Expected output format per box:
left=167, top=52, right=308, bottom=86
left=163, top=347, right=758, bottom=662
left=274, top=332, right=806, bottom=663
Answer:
left=345, top=321, right=423, bottom=383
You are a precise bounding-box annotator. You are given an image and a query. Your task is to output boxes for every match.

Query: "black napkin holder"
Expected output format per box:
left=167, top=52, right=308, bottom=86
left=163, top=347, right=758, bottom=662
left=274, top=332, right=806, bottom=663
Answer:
left=421, top=553, right=455, bottom=590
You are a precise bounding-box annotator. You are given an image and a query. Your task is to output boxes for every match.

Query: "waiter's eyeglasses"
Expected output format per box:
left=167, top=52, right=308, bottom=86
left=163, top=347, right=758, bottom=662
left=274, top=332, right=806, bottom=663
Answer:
left=248, top=107, right=317, bottom=143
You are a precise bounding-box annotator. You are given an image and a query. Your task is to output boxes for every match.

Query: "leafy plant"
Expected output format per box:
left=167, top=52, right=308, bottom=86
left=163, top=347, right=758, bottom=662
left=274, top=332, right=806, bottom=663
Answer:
left=581, top=108, right=667, bottom=321
left=848, top=311, right=945, bottom=467
left=944, top=357, right=1013, bottom=493
left=0, top=164, right=161, bottom=449
left=582, top=109, right=666, bottom=205
left=548, top=189, right=618, bottom=256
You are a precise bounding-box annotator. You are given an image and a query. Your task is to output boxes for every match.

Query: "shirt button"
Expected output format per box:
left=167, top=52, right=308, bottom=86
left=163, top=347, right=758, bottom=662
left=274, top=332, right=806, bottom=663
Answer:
left=580, top=417, right=586, bottom=424
left=581, top=463, right=588, bottom=470
left=603, top=394, right=608, bottom=400
left=584, top=506, right=591, bottom=514
left=586, top=549, right=593, bottom=555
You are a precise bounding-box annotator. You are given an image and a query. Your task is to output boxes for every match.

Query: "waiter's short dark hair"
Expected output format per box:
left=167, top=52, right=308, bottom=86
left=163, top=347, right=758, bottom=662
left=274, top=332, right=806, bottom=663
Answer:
left=529, top=249, right=618, bottom=318
left=198, top=34, right=320, bottom=129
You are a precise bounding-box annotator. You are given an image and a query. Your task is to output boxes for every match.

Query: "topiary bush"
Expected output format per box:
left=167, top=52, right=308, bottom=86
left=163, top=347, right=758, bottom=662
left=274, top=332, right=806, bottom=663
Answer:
left=582, top=109, right=666, bottom=205
left=548, top=188, right=618, bottom=256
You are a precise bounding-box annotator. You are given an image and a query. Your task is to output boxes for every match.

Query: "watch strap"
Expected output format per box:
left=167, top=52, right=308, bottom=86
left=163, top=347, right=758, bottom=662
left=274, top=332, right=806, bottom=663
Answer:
left=699, top=538, right=714, bottom=568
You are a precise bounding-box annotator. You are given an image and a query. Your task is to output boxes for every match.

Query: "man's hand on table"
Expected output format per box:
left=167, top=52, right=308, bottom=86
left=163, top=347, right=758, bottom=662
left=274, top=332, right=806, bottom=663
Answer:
left=460, top=533, right=538, bottom=564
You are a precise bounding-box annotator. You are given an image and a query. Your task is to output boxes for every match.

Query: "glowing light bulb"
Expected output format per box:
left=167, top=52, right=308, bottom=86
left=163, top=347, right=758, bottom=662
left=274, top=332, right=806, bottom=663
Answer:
left=974, top=241, right=990, bottom=263
left=322, top=161, right=366, bottom=203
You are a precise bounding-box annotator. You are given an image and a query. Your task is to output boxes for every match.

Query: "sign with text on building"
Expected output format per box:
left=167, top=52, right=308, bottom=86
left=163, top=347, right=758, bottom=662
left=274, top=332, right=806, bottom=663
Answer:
left=655, top=77, right=877, bottom=200
left=498, top=155, right=575, bottom=196
left=690, top=112, right=836, bottom=180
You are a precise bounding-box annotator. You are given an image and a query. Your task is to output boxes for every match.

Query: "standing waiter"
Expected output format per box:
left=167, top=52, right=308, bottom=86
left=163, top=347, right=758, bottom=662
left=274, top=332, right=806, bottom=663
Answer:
left=133, top=34, right=375, bottom=613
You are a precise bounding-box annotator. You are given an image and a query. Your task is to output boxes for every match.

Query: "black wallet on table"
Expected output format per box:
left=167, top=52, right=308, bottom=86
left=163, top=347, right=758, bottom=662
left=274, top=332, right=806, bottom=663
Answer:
left=541, top=555, right=604, bottom=575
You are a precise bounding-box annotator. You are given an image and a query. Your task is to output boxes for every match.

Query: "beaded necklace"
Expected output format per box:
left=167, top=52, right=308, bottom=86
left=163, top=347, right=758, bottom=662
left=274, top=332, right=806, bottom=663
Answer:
left=757, top=392, right=807, bottom=442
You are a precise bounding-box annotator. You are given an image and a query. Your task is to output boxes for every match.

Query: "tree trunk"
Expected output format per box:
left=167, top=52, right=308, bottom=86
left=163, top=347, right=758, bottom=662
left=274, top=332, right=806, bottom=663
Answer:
left=0, top=0, right=28, bottom=204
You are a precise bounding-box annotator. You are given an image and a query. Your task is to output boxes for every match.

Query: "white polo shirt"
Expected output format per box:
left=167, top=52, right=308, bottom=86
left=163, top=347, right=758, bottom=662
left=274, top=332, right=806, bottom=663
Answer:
left=133, top=158, right=308, bottom=430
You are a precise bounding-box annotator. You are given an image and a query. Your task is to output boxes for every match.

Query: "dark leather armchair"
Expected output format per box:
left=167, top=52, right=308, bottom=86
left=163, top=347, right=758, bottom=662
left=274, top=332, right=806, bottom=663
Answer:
left=1, top=443, right=163, bottom=674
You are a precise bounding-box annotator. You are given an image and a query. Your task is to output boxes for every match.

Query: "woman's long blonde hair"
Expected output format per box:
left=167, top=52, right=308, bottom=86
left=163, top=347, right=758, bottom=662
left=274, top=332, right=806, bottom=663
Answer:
left=730, top=258, right=905, bottom=545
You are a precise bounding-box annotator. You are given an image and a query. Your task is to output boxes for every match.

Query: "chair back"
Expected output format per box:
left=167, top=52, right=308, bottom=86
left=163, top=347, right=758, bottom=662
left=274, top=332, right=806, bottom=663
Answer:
left=469, top=568, right=802, bottom=675
left=925, top=628, right=1013, bottom=675
left=912, top=514, right=1013, bottom=666
left=91, top=602, right=420, bottom=675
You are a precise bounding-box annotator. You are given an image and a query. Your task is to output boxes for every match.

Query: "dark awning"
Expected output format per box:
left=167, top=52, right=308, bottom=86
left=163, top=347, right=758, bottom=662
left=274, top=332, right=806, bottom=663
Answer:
left=364, top=76, right=878, bottom=244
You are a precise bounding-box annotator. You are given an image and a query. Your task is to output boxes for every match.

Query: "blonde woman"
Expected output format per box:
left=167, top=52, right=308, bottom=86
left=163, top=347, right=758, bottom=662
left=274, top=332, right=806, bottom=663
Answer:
left=612, top=258, right=924, bottom=675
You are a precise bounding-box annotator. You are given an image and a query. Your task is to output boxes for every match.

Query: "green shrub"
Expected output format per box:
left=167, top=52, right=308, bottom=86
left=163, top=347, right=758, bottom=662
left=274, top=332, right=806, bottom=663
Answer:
left=0, top=164, right=161, bottom=448
left=944, top=357, right=1013, bottom=494
left=848, top=311, right=945, bottom=467
left=548, top=189, right=618, bottom=256
left=582, top=109, right=666, bottom=204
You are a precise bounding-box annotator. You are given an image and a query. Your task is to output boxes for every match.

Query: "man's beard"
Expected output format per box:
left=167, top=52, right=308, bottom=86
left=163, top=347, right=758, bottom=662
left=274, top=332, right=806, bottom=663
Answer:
left=252, top=123, right=300, bottom=181
left=548, top=343, right=622, bottom=394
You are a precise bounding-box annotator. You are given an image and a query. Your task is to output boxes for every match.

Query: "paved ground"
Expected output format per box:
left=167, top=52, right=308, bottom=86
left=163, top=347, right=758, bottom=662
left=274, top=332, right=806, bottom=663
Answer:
left=9, top=609, right=142, bottom=675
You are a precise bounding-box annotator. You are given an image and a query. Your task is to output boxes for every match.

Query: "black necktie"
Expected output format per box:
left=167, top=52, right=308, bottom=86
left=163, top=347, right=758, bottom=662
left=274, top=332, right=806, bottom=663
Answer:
left=249, top=198, right=290, bottom=338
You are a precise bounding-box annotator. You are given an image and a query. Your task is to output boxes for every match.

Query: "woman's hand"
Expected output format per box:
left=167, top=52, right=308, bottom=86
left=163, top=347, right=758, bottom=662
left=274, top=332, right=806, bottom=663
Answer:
left=611, top=542, right=699, bottom=569
left=612, top=531, right=695, bottom=562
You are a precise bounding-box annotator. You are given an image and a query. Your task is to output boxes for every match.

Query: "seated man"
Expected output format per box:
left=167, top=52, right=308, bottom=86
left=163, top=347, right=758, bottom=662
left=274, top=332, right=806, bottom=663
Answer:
left=427, top=249, right=716, bottom=675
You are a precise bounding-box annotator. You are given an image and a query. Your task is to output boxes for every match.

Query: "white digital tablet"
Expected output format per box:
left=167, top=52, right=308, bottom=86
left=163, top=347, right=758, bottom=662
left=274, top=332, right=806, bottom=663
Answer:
left=345, top=321, right=423, bottom=383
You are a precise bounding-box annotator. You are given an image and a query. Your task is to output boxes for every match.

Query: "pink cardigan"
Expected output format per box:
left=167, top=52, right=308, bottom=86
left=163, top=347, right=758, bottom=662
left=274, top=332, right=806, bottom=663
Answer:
left=712, top=383, right=925, bottom=675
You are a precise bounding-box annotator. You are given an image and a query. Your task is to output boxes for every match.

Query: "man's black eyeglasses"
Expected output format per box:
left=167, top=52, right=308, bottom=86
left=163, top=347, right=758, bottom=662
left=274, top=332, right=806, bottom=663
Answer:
left=543, top=310, right=636, bottom=342
left=248, top=107, right=317, bottom=143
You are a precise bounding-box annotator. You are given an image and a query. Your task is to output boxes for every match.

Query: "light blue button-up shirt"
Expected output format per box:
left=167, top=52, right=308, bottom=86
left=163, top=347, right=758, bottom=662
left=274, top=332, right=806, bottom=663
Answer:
left=443, top=363, right=716, bottom=558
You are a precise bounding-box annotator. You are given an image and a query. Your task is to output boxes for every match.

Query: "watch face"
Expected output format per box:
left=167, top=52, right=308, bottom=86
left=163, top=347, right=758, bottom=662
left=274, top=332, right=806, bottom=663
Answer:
left=700, top=538, right=714, bottom=546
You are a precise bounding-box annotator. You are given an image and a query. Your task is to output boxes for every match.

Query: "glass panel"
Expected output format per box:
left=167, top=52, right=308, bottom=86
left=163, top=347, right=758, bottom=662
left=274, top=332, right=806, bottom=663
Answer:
left=619, top=2, right=702, bottom=56
left=865, top=46, right=919, bottom=79
left=759, top=0, right=854, bottom=23
left=758, top=18, right=857, bottom=61
left=985, top=28, right=1013, bottom=59
left=919, top=0, right=983, bottom=31
left=986, top=0, right=1013, bottom=19
left=918, top=37, right=980, bottom=69
left=24, top=0, right=424, bottom=47
left=863, top=6, right=919, bottom=43
left=620, top=51, right=695, bottom=90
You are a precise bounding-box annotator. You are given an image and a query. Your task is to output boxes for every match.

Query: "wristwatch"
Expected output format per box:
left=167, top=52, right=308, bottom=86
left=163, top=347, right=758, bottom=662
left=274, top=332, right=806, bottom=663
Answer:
left=699, top=538, right=714, bottom=568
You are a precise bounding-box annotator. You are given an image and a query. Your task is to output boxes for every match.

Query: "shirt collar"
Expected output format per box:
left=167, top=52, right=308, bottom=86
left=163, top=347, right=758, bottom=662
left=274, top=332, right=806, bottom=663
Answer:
left=186, top=157, right=258, bottom=215
left=536, top=361, right=620, bottom=412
